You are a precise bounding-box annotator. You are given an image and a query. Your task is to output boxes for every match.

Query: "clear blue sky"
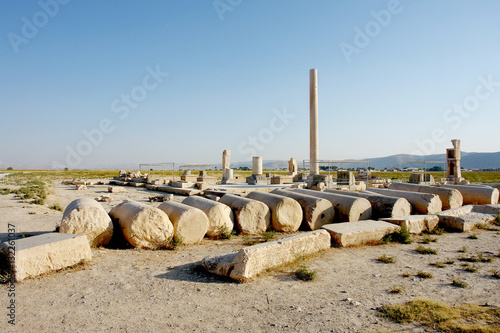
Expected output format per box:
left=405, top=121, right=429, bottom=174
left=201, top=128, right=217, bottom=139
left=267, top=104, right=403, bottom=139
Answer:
left=1, top=0, right=499, bottom=169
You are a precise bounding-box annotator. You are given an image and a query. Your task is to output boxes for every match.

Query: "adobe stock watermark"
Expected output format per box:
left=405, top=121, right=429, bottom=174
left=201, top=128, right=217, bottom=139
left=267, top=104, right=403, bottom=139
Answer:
left=51, top=64, right=168, bottom=169
left=5, top=224, right=17, bottom=326
left=339, top=0, right=407, bottom=64
left=213, top=0, right=243, bottom=21
left=8, top=0, right=71, bottom=54
left=412, top=75, right=499, bottom=156
left=237, top=107, right=295, bottom=159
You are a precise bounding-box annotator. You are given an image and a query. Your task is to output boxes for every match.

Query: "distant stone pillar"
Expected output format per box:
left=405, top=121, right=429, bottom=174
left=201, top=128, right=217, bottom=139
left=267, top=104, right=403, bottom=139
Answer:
left=252, top=156, right=263, bottom=175
left=288, top=158, right=297, bottom=176
left=446, top=139, right=462, bottom=183
left=222, top=150, right=232, bottom=180
left=310, top=69, right=319, bottom=175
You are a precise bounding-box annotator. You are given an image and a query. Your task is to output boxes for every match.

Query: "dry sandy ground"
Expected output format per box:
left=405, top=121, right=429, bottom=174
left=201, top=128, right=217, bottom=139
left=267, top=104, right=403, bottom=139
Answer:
left=1, top=181, right=500, bottom=332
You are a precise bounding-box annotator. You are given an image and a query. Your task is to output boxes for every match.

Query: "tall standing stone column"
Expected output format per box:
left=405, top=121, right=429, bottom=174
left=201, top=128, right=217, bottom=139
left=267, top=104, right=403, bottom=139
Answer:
left=222, top=150, right=231, bottom=180
left=310, top=69, right=319, bottom=175
left=252, top=156, right=263, bottom=175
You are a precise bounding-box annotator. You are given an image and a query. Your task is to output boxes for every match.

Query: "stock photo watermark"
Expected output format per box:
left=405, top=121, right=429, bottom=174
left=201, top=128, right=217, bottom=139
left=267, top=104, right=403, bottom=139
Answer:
left=412, top=75, right=499, bottom=156
left=237, top=107, right=295, bottom=159
left=51, top=64, right=168, bottom=169
left=8, top=0, right=71, bottom=54
left=339, top=0, right=406, bottom=64
left=5, top=224, right=17, bottom=326
left=213, top=0, right=243, bottom=21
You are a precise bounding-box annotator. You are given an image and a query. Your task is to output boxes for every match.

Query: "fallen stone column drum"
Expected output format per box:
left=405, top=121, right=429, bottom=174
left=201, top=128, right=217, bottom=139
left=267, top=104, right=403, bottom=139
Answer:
left=389, top=182, right=463, bottom=210
left=246, top=191, right=302, bottom=232
left=109, top=200, right=174, bottom=249
left=325, top=189, right=411, bottom=219
left=60, top=198, right=114, bottom=247
left=439, top=184, right=499, bottom=205
left=364, top=188, right=442, bottom=215
left=271, top=189, right=334, bottom=230
left=182, top=196, right=234, bottom=238
left=158, top=201, right=209, bottom=244
left=294, top=189, right=372, bottom=222
left=219, top=194, right=270, bottom=234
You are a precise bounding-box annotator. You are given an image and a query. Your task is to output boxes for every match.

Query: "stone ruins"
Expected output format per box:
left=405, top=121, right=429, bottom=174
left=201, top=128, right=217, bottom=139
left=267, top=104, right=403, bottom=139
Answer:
left=2, top=69, right=500, bottom=282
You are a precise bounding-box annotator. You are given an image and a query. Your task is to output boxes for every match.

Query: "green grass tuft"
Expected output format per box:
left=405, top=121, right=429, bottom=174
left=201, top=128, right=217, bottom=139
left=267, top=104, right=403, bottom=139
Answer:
left=377, top=254, right=396, bottom=264
left=416, top=245, right=437, bottom=255
left=452, top=279, right=468, bottom=288
left=382, top=225, right=412, bottom=244
left=416, top=271, right=433, bottom=279
left=295, top=266, right=317, bottom=281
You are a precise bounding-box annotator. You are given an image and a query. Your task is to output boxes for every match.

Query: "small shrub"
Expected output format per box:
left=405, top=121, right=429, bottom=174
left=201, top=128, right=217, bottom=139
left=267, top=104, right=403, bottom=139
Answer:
left=430, top=262, right=446, bottom=268
left=452, top=279, right=468, bottom=288
left=243, top=235, right=260, bottom=246
left=382, top=225, right=412, bottom=244
left=401, top=272, right=412, bottom=278
left=427, top=227, right=445, bottom=235
left=459, top=253, right=493, bottom=263
left=416, top=245, right=437, bottom=255
left=416, top=271, right=433, bottom=279
left=214, top=225, right=233, bottom=240
left=295, top=266, right=317, bottom=281
left=28, top=211, right=36, bottom=215
left=168, top=236, right=183, bottom=250
left=421, top=235, right=437, bottom=244
left=494, top=213, right=500, bottom=226
left=490, top=269, right=500, bottom=279
left=377, top=254, right=396, bottom=264
left=49, top=204, right=63, bottom=212
left=462, top=263, right=478, bottom=273
left=458, top=246, right=467, bottom=253
left=389, top=285, right=405, bottom=294
left=444, top=258, right=455, bottom=265
left=262, top=229, right=278, bottom=242
left=468, top=233, right=478, bottom=240
left=0, top=188, right=10, bottom=195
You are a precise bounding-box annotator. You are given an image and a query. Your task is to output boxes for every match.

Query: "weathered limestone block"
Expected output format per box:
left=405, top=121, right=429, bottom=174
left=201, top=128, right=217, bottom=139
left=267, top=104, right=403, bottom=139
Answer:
left=440, top=184, right=499, bottom=205
left=1, top=233, right=92, bottom=282
left=182, top=196, right=234, bottom=238
left=294, top=189, right=372, bottom=222
left=158, top=201, right=209, bottom=244
left=270, top=176, right=294, bottom=185
left=246, top=191, right=302, bottom=232
left=108, top=186, right=127, bottom=193
left=75, top=184, right=87, bottom=190
left=271, top=189, right=334, bottom=230
left=325, top=189, right=411, bottom=219
left=201, top=230, right=330, bottom=281
left=437, top=205, right=497, bottom=232
left=364, top=188, right=442, bottom=214
left=381, top=215, right=439, bottom=234
left=109, top=201, right=174, bottom=249
left=60, top=198, right=113, bottom=247
left=219, top=194, right=270, bottom=234
left=321, top=221, right=400, bottom=247
left=389, top=182, right=463, bottom=210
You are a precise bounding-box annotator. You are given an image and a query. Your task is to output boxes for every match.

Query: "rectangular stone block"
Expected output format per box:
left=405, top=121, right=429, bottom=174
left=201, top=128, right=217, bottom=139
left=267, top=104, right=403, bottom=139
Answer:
left=321, top=220, right=400, bottom=247
left=438, top=205, right=497, bottom=232
left=270, top=176, right=294, bottom=185
left=180, top=175, right=198, bottom=182
left=381, top=215, right=439, bottom=234
left=202, top=230, right=331, bottom=281
left=171, top=181, right=193, bottom=188
left=1, top=233, right=92, bottom=282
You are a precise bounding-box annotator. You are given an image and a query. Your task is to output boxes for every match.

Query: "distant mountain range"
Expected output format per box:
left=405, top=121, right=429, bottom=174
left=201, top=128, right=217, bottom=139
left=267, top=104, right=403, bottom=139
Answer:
left=230, top=151, right=500, bottom=170
left=3, top=151, right=500, bottom=171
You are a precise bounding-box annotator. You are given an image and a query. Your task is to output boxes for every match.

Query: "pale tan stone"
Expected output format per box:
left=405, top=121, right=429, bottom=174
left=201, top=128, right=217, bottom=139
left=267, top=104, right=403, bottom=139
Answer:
left=182, top=196, right=234, bottom=238
left=294, top=189, right=372, bottom=222
left=109, top=201, right=174, bottom=249
left=389, top=182, right=463, bottom=210
left=381, top=215, right=439, bottom=234
left=321, top=221, right=400, bottom=247
left=365, top=188, right=442, bottom=214
left=218, top=194, right=270, bottom=235
left=247, top=191, right=302, bottom=232
left=201, top=230, right=331, bottom=281
left=1, top=233, right=92, bottom=282
left=271, top=189, right=334, bottom=230
left=158, top=201, right=209, bottom=244
left=440, top=184, right=499, bottom=205
left=60, top=198, right=113, bottom=247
